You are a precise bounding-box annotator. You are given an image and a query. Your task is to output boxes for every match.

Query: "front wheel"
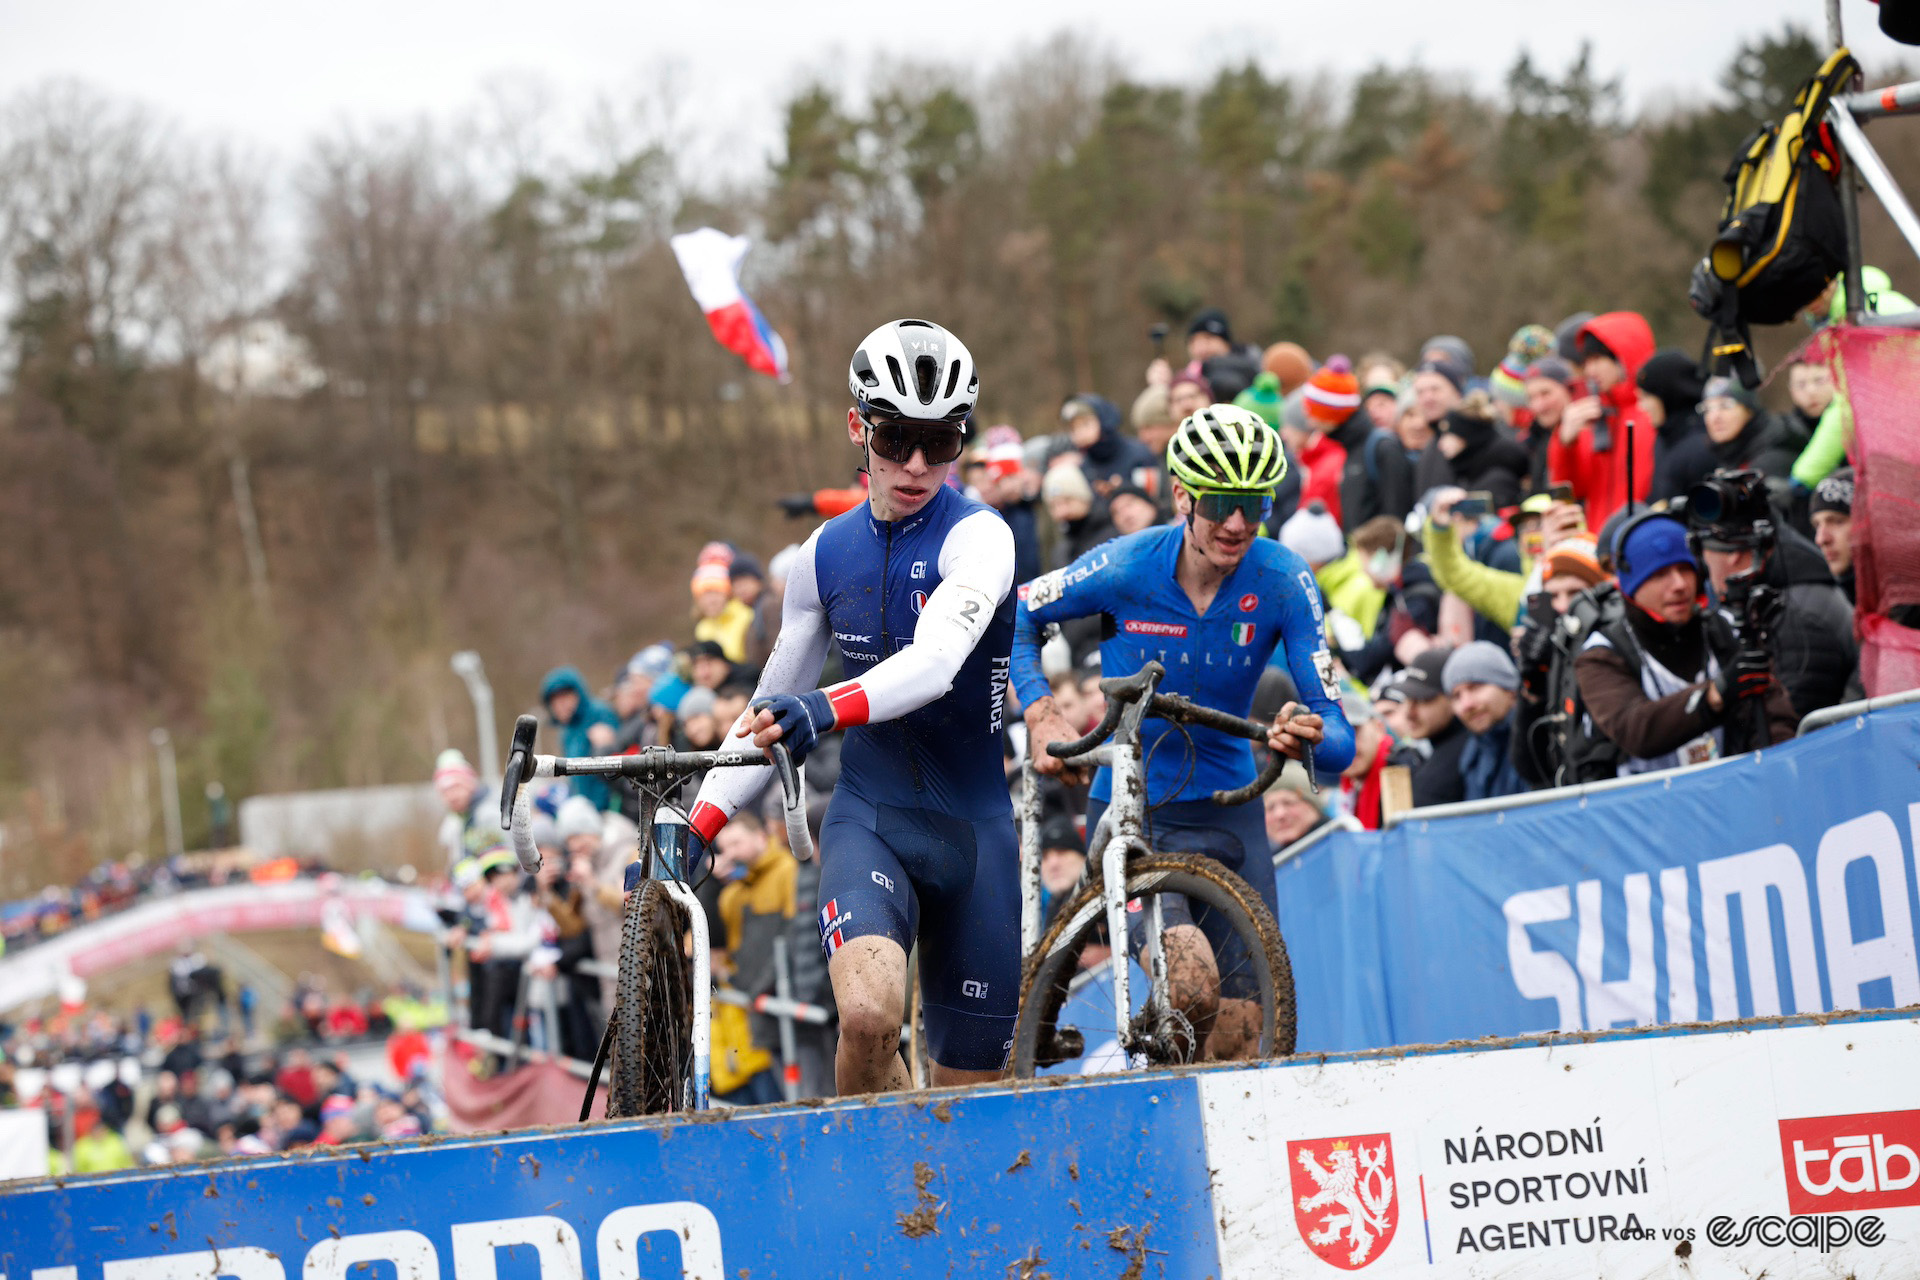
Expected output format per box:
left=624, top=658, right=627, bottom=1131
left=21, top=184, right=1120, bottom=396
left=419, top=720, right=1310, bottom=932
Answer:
left=1009, top=853, right=1295, bottom=1078
left=607, top=880, right=694, bottom=1116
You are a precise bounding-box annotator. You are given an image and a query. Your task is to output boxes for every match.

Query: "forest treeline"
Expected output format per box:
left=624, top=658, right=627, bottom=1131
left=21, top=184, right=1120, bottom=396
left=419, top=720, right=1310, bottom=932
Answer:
left=0, top=25, right=1913, bottom=886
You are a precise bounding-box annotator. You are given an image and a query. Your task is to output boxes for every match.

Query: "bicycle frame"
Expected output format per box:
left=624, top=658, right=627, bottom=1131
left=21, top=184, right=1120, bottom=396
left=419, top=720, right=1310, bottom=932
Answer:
left=1019, top=660, right=1296, bottom=1067
left=498, top=715, right=811, bottom=1112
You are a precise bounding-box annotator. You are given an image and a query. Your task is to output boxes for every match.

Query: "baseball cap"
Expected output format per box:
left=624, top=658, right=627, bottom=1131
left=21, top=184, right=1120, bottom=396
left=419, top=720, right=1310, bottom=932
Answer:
left=1397, top=647, right=1455, bottom=702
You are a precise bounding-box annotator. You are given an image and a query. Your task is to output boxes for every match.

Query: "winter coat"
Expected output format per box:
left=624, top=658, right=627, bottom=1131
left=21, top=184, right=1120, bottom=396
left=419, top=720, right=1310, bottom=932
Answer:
left=1649, top=412, right=1717, bottom=504
left=1414, top=413, right=1531, bottom=510
left=1746, top=526, right=1858, bottom=719
left=1197, top=346, right=1264, bottom=403
left=1408, top=717, right=1469, bottom=808
left=1297, top=431, right=1348, bottom=526
left=1329, top=411, right=1415, bottom=531
left=1710, top=410, right=1800, bottom=497
left=1074, top=395, right=1158, bottom=497
left=1459, top=714, right=1528, bottom=801
left=541, top=667, right=620, bottom=809
left=1548, top=311, right=1658, bottom=528
left=1316, top=550, right=1386, bottom=640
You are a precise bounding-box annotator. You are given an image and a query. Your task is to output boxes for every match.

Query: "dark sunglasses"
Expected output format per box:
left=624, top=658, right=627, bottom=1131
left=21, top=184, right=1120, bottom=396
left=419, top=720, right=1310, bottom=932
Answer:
left=1192, top=489, right=1274, bottom=526
left=861, top=413, right=966, bottom=466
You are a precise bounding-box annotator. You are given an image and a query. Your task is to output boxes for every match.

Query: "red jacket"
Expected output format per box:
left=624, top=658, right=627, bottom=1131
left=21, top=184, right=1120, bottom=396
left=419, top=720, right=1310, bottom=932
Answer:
left=1548, top=311, right=1657, bottom=529
left=1297, top=432, right=1348, bottom=527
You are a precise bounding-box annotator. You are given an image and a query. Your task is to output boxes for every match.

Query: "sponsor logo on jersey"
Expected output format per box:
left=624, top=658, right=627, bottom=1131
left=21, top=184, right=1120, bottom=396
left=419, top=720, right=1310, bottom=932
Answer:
left=1298, top=570, right=1324, bottom=622
left=910, top=589, right=928, bottom=614
left=1290, top=1132, right=1398, bottom=1269
left=1022, top=552, right=1110, bottom=611
left=1313, top=647, right=1342, bottom=701
left=961, top=979, right=989, bottom=998
left=870, top=870, right=894, bottom=893
left=834, top=631, right=873, bottom=645
left=911, top=560, right=927, bottom=579
left=1239, top=592, right=1259, bottom=612
left=1231, top=622, right=1256, bottom=646
left=1124, top=619, right=1188, bottom=637
left=818, top=899, right=852, bottom=955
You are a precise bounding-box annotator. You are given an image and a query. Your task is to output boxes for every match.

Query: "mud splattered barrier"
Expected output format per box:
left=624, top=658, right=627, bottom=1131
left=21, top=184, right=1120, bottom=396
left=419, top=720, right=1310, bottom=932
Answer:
left=3, top=1006, right=1915, bottom=1277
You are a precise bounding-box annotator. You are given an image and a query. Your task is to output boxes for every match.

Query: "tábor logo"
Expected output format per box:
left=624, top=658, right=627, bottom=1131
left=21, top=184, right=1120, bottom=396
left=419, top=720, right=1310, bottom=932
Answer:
left=1289, top=1132, right=1397, bottom=1269
left=1779, top=1109, right=1920, bottom=1215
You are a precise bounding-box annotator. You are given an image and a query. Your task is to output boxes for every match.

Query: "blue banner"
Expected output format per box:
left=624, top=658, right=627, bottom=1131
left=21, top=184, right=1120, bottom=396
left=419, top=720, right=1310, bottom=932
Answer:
left=1276, top=703, right=1920, bottom=1052
left=1, top=1072, right=1221, bottom=1278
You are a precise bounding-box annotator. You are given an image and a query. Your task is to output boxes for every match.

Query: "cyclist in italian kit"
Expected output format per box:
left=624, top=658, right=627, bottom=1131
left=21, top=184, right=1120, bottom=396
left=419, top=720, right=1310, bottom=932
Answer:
left=686, top=318, right=1020, bottom=1094
left=1013, top=404, right=1356, bottom=1059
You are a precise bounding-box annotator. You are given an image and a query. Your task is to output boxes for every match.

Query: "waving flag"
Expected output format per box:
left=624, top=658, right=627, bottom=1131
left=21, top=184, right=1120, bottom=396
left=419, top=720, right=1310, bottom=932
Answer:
left=670, top=228, right=790, bottom=381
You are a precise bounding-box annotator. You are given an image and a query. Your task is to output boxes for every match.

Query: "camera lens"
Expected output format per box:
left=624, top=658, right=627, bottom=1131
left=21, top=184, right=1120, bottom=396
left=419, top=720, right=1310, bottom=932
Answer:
left=1687, top=482, right=1724, bottom=524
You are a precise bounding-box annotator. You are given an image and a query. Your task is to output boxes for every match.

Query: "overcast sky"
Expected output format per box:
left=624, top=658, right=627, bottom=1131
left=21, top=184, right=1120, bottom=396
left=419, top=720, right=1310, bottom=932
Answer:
left=3, top=0, right=1911, bottom=175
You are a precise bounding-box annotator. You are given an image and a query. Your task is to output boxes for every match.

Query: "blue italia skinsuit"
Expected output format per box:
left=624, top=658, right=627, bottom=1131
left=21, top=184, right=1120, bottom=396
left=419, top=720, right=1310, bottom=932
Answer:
left=689, top=483, right=1019, bottom=1070
left=1010, top=525, right=1355, bottom=993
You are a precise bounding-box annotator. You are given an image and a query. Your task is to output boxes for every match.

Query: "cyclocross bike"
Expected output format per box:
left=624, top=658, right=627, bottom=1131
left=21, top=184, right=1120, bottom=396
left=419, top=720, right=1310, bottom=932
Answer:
left=498, top=714, right=813, bottom=1117
left=1008, top=660, right=1300, bottom=1077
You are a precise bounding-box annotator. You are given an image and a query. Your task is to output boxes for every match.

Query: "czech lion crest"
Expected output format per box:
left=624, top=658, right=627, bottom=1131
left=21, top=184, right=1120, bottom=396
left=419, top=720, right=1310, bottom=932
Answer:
left=1287, top=1132, right=1397, bottom=1269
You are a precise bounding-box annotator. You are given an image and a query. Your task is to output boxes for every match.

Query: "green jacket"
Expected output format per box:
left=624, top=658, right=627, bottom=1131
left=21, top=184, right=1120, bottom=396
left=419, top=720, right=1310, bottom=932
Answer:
left=1316, top=551, right=1386, bottom=640
left=1423, top=520, right=1528, bottom=629
left=1794, top=266, right=1917, bottom=488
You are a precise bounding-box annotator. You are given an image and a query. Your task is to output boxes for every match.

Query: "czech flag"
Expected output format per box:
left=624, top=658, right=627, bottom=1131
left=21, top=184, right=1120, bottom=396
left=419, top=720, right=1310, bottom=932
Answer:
left=670, top=228, right=790, bottom=382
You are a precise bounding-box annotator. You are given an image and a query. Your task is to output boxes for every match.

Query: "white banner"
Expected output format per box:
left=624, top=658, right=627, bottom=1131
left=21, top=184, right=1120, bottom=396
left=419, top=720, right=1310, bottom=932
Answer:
left=0, top=1108, right=48, bottom=1181
left=1203, top=1013, right=1920, bottom=1278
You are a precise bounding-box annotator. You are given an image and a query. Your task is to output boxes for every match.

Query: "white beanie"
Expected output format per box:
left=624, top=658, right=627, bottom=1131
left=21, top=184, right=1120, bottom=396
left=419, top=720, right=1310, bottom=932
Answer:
left=1278, top=502, right=1345, bottom=567
left=556, top=796, right=603, bottom=843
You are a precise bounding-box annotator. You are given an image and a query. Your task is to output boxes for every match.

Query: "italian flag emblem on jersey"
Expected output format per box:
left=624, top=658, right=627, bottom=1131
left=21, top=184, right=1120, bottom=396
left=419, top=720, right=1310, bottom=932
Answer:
left=1231, top=622, right=1256, bottom=646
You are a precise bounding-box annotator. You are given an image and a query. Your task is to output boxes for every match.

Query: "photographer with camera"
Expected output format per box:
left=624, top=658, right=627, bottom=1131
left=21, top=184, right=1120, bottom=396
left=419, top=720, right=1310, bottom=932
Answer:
left=1689, top=468, right=1857, bottom=718
left=1567, top=510, right=1794, bottom=779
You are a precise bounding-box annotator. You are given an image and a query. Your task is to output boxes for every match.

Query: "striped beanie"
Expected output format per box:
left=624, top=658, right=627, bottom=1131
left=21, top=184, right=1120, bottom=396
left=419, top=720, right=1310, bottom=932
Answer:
left=1302, top=355, right=1361, bottom=424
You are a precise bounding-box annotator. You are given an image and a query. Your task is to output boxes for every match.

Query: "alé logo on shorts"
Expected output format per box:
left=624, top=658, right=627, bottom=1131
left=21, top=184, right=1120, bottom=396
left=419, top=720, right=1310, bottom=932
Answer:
left=1780, top=1109, right=1920, bottom=1214
left=870, top=870, right=894, bottom=893
left=1290, top=1132, right=1398, bottom=1270
left=961, top=979, right=989, bottom=998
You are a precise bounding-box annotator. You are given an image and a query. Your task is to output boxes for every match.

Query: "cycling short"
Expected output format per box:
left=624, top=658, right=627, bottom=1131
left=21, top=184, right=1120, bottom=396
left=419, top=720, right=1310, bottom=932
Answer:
left=817, top=789, right=1019, bottom=1072
left=1084, top=796, right=1276, bottom=1002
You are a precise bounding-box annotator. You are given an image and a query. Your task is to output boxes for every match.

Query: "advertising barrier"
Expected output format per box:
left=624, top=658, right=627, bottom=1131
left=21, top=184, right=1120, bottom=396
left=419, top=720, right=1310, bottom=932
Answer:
left=1274, top=700, right=1920, bottom=1052
left=3, top=1009, right=1915, bottom=1278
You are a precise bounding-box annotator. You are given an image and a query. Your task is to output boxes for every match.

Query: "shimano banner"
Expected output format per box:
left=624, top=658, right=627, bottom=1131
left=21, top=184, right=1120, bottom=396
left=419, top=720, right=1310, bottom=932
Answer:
left=1276, top=703, right=1920, bottom=1053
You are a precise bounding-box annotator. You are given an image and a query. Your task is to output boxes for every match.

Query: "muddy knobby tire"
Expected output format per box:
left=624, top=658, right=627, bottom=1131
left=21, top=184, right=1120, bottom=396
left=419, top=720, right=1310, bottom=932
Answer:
left=608, top=880, right=694, bottom=1117
left=1009, top=852, right=1295, bottom=1078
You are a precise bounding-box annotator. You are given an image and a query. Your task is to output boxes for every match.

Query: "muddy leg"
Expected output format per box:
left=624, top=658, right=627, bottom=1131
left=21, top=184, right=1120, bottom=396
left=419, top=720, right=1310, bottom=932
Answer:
left=1149, top=922, right=1219, bottom=1059
left=1205, top=998, right=1261, bottom=1060
left=829, top=937, right=912, bottom=1094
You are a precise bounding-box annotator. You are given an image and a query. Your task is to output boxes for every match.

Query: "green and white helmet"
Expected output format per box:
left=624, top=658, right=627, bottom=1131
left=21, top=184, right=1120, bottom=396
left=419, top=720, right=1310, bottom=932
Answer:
left=1166, top=404, right=1288, bottom=492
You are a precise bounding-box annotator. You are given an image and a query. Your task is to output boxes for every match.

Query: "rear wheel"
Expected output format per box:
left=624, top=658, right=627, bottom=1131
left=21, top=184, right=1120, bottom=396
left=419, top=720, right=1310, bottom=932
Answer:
left=607, top=880, right=694, bottom=1117
left=1009, top=853, right=1294, bottom=1078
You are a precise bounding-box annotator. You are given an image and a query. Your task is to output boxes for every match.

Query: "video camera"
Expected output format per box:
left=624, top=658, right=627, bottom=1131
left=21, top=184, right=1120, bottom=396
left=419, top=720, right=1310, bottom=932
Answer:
left=1684, top=467, right=1783, bottom=660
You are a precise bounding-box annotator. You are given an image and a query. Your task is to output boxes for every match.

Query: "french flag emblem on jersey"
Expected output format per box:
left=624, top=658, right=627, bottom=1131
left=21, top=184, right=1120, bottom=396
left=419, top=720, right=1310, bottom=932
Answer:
left=819, top=898, right=849, bottom=954
left=671, top=228, right=790, bottom=381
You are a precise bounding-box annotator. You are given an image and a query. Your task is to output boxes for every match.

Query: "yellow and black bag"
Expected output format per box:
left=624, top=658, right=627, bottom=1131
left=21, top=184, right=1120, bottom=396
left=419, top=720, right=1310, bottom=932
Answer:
left=1691, top=48, right=1860, bottom=383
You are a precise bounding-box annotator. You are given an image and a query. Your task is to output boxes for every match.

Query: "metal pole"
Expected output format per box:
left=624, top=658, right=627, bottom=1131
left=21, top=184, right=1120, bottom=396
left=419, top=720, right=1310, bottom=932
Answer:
left=1829, top=103, right=1920, bottom=266
left=450, top=652, right=501, bottom=784
left=1827, top=0, right=1869, bottom=322
left=771, top=935, right=800, bottom=1103
left=151, top=729, right=184, bottom=858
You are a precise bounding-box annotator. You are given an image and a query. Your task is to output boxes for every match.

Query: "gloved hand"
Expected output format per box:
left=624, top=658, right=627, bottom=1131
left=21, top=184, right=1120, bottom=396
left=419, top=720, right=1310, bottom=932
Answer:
left=776, top=493, right=817, bottom=518
left=750, top=689, right=836, bottom=765
left=1716, top=644, right=1772, bottom=704
left=1513, top=614, right=1554, bottom=676
left=624, top=830, right=710, bottom=891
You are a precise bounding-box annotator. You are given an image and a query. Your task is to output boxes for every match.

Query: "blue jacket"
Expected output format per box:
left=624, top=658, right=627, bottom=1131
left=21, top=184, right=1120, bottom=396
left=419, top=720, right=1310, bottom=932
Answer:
left=541, top=666, right=620, bottom=809
left=1012, top=526, right=1355, bottom=804
left=1459, top=714, right=1527, bottom=802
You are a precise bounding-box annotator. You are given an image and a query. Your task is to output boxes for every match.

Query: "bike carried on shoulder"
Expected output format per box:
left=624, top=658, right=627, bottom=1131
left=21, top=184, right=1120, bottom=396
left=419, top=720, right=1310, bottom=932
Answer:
left=498, top=714, right=812, bottom=1117
left=1009, top=660, right=1298, bottom=1077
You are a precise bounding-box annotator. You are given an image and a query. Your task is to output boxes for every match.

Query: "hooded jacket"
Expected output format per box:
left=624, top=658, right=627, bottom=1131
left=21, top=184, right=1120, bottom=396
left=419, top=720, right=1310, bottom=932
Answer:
left=1747, top=526, right=1858, bottom=719
left=1328, top=409, right=1414, bottom=531
left=1638, top=350, right=1716, bottom=504
left=1549, top=312, right=1658, bottom=528
left=540, top=666, right=620, bottom=809
left=1073, top=394, right=1157, bottom=496
left=1414, top=409, right=1531, bottom=510
left=1710, top=409, right=1800, bottom=496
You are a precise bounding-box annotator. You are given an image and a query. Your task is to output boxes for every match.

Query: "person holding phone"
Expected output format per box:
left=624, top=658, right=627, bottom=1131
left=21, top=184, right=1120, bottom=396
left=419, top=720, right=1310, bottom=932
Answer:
left=1422, top=487, right=1589, bottom=635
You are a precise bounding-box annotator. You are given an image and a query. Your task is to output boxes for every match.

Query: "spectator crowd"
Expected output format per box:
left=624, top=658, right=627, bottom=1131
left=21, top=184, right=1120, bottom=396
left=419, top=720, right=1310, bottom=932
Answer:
left=430, top=280, right=1905, bottom=1106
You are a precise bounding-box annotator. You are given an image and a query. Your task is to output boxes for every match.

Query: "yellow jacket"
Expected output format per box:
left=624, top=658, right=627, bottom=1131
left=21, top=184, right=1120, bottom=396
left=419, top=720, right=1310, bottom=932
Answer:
left=694, top=599, right=755, bottom=663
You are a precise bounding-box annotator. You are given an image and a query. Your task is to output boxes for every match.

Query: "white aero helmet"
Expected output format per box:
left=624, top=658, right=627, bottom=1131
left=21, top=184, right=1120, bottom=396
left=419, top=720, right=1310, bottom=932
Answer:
left=848, top=318, right=979, bottom=427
